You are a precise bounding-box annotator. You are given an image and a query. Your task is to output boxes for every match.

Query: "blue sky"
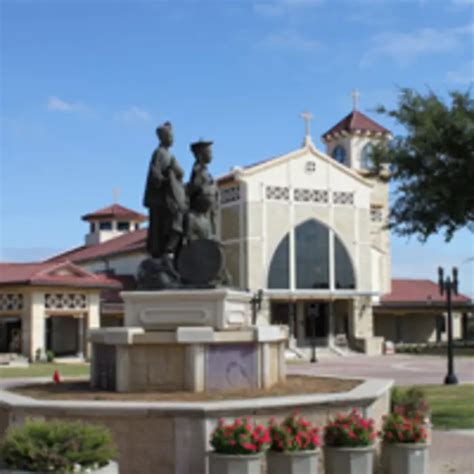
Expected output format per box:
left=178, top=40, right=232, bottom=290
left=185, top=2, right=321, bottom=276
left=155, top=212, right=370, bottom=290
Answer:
left=1, top=0, right=473, bottom=296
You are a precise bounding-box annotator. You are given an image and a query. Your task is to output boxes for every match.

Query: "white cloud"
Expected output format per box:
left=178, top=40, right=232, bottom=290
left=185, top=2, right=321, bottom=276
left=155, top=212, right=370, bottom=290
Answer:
left=258, top=30, right=322, bottom=52
left=362, top=23, right=474, bottom=66
left=446, top=60, right=474, bottom=85
left=116, top=106, right=151, bottom=123
left=47, top=96, right=86, bottom=113
left=254, top=0, right=324, bottom=17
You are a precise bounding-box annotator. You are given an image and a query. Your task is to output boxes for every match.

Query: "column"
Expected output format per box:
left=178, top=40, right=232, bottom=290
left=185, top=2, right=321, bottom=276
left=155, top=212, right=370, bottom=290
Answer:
left=77, top=316, right=84, bottom=358
left=328, top=300, right=335, bottom=346
left=29, top=291, right=46, bottom=361
left=86, top=292, right=101, bottom=359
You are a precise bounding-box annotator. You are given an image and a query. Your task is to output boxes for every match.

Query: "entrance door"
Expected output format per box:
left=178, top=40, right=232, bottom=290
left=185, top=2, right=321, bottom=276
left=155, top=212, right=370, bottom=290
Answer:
left=270, top=302, right=297, bottom=338
left=298, top=302, right=329, bottom=346
left=49, top=317, right=79, bottom=356
left=0, top=318, right=22, bottom=353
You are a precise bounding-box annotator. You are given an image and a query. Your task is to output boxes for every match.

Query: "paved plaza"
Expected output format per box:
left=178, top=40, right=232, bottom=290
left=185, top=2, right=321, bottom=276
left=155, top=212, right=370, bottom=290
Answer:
left=289, top=353, right=474, bottom=386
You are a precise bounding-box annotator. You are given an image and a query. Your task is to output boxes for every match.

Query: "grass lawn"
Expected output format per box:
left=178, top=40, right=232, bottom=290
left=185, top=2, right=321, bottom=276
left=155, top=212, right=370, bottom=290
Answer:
left=416, top=384, right=474, bottom=430
left=0, top=363, right=90, bottom=379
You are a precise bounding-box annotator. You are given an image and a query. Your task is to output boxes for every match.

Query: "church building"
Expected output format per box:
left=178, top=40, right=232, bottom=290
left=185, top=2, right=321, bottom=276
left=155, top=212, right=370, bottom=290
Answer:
left=0, top=105, right=471, bottom=360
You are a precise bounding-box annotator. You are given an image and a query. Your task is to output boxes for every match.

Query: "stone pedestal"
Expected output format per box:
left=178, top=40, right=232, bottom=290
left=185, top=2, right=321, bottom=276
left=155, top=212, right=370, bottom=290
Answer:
left=123, top=289, right=252, bottom=331
left=89, top=290, right=287, bottom=393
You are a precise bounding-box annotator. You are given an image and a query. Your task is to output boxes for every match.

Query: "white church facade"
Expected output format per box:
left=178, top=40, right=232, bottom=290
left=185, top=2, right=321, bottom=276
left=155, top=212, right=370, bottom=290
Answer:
left=0, top=107, right=471, bottom=360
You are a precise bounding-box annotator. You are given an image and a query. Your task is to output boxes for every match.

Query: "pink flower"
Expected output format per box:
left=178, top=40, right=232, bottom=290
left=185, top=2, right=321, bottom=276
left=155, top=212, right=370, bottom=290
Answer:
left=242, top=442, right=257, bottom=452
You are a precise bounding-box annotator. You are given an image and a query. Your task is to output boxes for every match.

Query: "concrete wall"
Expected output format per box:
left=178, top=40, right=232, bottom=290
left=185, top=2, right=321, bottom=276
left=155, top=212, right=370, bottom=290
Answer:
left=0, top=377, right=392, bottom=474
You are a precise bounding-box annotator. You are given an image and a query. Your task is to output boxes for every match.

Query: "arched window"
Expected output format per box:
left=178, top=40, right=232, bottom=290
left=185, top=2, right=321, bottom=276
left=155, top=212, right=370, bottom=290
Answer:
left=361, top=143, right=373, bottom=170
left=332, top=145, right=346, bottom=165
left=267, top=219, right=356, bottom=290
left=295, top=220, right=329, bottom=289
left=334, top=237, right=355, bottom=289
left=268, top=234, right=290, bottom=289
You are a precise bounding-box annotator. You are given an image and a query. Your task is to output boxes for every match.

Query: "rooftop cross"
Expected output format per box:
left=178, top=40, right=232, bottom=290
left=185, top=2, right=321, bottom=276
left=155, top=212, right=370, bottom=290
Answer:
left=300, top=110, right=314, bottom=145
left=112, top=187, right=120, bottom=204
left=351, top=89, right=361, bottom=111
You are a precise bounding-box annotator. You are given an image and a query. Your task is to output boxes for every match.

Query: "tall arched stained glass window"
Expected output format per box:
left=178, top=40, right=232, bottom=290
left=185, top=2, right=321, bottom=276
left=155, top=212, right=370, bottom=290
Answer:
left=266, top=220, right=356, bottom=291
left=295, top=220, right=329, bottom=289
left=334, top=237, right=356, bottom=289
left=268, top=234, right=290, bottom=289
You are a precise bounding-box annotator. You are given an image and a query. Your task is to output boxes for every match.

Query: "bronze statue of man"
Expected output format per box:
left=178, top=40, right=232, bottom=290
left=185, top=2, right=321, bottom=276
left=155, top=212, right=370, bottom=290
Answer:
left=143, top=122, right=187, bottom=259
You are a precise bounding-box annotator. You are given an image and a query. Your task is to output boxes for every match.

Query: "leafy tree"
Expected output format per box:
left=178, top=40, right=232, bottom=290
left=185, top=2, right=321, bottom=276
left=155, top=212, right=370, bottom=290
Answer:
left=372, top=88, right=474, bottom=241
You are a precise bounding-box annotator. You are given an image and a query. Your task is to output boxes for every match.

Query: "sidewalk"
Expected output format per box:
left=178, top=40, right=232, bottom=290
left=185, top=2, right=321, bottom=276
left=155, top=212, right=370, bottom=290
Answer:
left=431, top=430, right=474, bottom=473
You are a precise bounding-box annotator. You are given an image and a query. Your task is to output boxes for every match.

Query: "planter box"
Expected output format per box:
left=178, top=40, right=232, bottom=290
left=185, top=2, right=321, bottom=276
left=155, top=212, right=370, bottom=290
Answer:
left=208, top=452, right=262, bottom=474
left=324, top=445, right=374, bottom=474
left=0, top=460, right=119, bottom=474
left=386, top=443, right=429, bottom=474
left=267, top=449, right=320, bottom=474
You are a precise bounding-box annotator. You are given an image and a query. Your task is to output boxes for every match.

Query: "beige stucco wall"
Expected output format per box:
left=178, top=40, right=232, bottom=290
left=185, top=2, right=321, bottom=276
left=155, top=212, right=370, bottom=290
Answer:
left=223, top=146, right=375, bottom=295
left=0, top=286, right=104, bottom=361
left=373, top=312, right=463, bottom=344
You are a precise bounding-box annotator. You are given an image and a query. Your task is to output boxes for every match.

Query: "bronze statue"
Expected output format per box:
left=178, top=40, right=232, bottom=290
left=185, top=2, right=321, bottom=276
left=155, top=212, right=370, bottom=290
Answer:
left=138, top=124, right=228, bottom=289
left=185, top=140, right=218, bottom=241
left=143, top=122, right=186, bottom=258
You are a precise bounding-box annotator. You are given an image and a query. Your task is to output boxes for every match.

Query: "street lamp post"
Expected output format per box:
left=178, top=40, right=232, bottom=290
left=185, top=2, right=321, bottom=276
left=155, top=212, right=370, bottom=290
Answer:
left=438, top=267, right=459, bottom=385
left=310, top=304, right=318, bottom=363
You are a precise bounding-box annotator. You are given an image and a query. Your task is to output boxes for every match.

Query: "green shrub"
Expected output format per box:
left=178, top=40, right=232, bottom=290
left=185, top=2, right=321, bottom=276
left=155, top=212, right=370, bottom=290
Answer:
left=0, top=419, right=116, bottom=473
left=391, top=386, right=430, bottom=420
left=46, top=350, right=55, bottom=363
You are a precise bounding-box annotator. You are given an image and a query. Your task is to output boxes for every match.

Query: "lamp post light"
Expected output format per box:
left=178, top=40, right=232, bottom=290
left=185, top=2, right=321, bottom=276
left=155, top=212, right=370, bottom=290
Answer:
left=438, top=267, right=459, bottom=385
left=250, top=289, right=264, bottom=325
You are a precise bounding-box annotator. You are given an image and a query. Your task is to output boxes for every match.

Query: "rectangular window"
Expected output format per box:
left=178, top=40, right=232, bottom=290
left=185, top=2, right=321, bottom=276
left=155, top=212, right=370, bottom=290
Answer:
left=89, top=222, right=95, bottom=233
left=117, top=221, right=130, bottom=231
left=99, top=221, right=112, bottom=231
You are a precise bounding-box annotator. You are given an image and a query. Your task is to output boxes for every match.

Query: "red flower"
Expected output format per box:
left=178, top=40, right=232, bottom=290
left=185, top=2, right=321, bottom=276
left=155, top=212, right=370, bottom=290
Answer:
left=242, top=442, right=257, bottom=452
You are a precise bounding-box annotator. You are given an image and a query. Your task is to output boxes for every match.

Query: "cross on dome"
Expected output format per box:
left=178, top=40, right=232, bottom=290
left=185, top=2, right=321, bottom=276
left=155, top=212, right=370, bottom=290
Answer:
left=112, top=187, right=120, bottom=204
left=300, top=110, right=314, bottom=146
left=351, top=89, right=361, bottom=111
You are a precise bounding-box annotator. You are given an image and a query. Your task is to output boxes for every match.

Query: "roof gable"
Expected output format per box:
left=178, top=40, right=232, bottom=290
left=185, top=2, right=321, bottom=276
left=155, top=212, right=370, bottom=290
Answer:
left=0, top=261, right=120, bottom=289
left=218, top=142, right=373, bottom=188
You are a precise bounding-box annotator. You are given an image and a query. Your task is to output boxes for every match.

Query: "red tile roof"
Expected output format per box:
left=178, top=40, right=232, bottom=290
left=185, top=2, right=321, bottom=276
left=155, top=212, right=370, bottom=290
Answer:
left=322, top=110, right=390, bottom=141
left=100, top=274, right=137, bottom=303
left=46, top=228, right=147, bottom=264
left=81, top=204, right=147, bottom=222
left=0, top=261, right=121, bottom=289
left=382, top=279, right=471, bottom=304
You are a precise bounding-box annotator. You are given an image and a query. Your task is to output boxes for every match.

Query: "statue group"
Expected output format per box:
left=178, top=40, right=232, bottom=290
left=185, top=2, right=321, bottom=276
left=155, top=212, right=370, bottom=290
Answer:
left=138, top=121, right=228, bottom=290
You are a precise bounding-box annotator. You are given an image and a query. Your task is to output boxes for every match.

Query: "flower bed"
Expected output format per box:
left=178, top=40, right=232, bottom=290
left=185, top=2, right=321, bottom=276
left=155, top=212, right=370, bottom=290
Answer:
left=324, top=409, right=377, bottom=447
left=268, top=412, right=320, bottom=452
left=210, top=417, right=271, bottom=455
left=381, top=412, right=428, bottom=444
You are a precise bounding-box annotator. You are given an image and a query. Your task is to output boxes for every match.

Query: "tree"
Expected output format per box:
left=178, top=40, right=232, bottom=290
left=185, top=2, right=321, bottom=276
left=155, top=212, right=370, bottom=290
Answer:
left=372, top=88, right=474, bottom=241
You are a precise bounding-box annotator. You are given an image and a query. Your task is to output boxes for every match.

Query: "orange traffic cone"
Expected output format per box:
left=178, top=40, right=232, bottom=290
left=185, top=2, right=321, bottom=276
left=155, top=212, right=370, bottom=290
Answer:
left=53, top=370, right=61, bottom=384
